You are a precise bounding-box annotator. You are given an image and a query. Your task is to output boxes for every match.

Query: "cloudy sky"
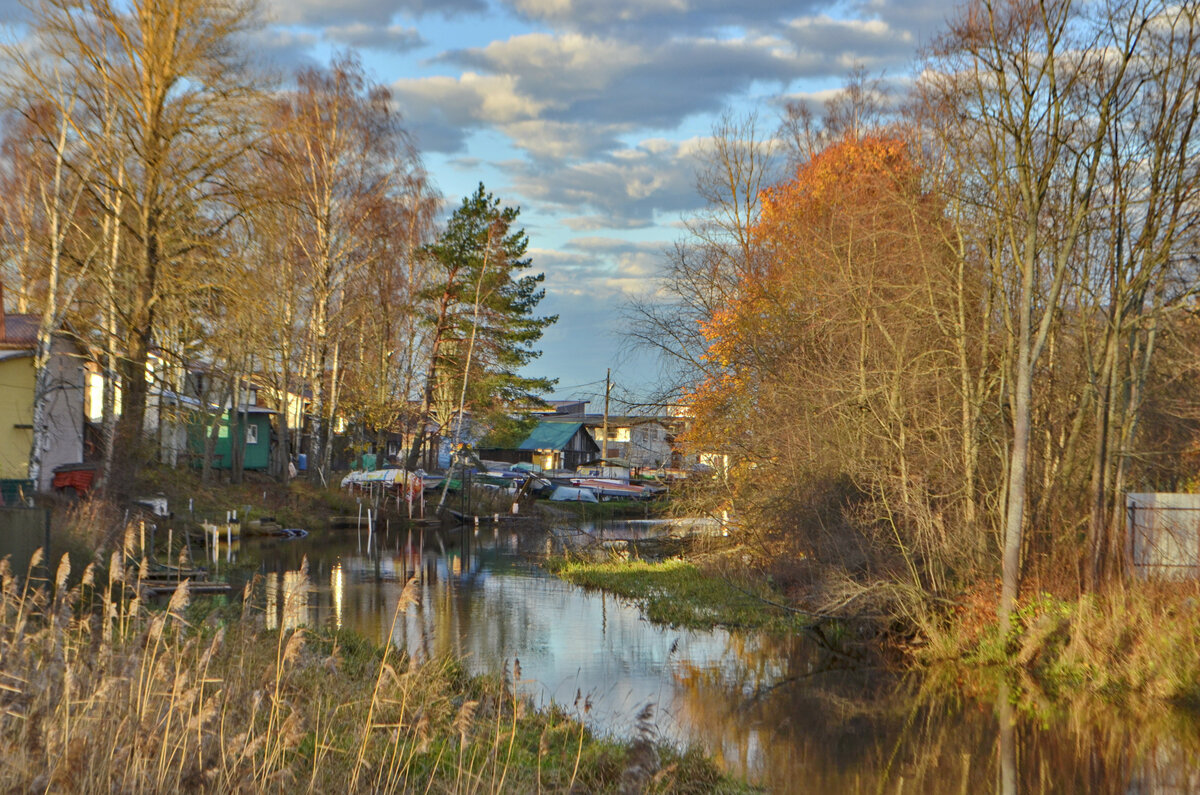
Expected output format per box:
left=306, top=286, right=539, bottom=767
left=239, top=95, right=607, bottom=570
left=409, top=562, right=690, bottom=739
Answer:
left=7, top=0, right=952, bottom=407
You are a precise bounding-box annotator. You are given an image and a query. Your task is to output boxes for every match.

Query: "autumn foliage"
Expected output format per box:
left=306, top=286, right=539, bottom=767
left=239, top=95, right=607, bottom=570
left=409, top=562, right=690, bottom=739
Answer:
left=685, top=134, right=988, bottom=603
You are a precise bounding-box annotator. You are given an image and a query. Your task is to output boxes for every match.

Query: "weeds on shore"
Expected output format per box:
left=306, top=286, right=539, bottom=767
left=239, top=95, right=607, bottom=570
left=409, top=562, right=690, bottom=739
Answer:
left=0, top=531, right=736, bottom=793
left=546, top=557, right=808, bottom=633
left=921, top=581, right=1200, bottom=704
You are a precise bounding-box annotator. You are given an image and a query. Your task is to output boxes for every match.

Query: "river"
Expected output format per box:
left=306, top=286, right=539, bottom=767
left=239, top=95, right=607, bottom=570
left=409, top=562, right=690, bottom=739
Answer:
left=211, top=518, right=1200, bottom=792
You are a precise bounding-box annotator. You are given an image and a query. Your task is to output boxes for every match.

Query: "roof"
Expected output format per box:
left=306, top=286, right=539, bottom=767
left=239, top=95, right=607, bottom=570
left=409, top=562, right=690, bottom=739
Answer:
left=542, top=414, right=667, bottom=429
left=518, top=421, right=585, bottom=451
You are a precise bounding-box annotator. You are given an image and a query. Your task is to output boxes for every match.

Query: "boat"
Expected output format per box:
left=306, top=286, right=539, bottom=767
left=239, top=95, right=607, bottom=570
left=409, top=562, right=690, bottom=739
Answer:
left=549, top=485, right=599, bottom=503
left=572, top=479, right=649, bottom=500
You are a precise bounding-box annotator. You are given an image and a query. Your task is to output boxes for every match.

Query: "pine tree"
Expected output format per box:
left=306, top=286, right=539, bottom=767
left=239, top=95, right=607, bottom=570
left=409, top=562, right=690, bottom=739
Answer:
left=407, top=184, right=556, bottom=468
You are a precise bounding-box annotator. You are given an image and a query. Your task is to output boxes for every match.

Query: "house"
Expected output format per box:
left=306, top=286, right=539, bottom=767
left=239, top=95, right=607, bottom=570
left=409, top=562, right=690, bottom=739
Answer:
left=478, top=419, right=600, bottom=471
left=522, top=395, right=675, bottom=470
left=581, top=416, right=671, bottom=469
left=0, top=304, right=85, bottom=492
left=519, top=421, right=600, bottom=471
left=84, top=355, right=280, bottom=472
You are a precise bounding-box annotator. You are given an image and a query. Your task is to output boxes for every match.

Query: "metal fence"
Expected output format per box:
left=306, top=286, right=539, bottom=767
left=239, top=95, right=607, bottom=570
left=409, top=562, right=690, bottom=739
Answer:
left=0, top=506, right=51, bottom=582
left=1126, top=493, right=1200, bottom=580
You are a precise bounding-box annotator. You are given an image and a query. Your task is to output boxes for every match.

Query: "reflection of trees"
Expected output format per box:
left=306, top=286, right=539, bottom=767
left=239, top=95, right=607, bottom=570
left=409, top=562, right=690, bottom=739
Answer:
left=672, top=647, right=1200, bottom=792
left=246, top=529, right=1200, bottom=792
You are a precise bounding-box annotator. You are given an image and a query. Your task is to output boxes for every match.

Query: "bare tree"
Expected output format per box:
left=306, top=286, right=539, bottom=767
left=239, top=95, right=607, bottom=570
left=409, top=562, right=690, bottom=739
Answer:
left=14, top=0, right=265, bottom=497
left=264, top=54, right=422, bottom=483
left=626, top=110, right=777, bottom=407
left=923, top=0, right=1148, bottom=631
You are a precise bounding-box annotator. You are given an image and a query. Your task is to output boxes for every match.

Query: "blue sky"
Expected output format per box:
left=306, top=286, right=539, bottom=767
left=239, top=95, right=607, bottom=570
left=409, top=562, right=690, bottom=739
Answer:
left=5, top=0, right=951, bottom=408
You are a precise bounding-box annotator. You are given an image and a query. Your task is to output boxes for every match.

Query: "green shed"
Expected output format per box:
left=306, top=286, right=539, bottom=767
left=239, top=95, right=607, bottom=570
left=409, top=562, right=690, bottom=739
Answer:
left=188, top=407, right=274, bottom=471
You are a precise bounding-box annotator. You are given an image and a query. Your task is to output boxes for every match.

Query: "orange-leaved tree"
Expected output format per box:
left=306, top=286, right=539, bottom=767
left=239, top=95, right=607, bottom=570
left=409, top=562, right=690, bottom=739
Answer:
left=683, top=133, right=994, bottom=606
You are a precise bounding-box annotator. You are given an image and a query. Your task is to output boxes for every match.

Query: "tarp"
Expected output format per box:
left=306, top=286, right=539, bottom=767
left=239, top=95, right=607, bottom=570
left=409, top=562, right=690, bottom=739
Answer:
left=341, top=469, right=414, bottom=487
left=549, top=485, right=598, bottom=503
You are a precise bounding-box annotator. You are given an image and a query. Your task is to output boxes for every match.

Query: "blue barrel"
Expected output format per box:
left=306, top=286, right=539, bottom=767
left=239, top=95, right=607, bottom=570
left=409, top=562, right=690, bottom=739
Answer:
left=297, top=453, right=307, bottom=471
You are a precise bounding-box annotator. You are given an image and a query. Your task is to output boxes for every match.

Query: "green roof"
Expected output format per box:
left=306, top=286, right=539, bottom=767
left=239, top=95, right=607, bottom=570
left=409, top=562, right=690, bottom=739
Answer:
left=518, top=421, right=584, bottom=451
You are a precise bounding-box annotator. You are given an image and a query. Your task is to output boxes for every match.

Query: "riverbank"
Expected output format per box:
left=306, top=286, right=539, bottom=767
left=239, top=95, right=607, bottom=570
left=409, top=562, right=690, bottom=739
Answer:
left=544, top=557, right=810, bottom=633
left=0, top=542, right=745, bottom=793
left=921, top=582, right=1200, bottom=706
left=547, top=543, right=1200, bottom=708
left=1, top=472, right=759, bottom=792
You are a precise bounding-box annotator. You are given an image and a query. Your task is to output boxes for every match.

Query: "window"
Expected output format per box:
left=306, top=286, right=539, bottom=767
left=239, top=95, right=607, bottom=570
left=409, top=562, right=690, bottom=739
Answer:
left=246, top=424, right=258, bottom=444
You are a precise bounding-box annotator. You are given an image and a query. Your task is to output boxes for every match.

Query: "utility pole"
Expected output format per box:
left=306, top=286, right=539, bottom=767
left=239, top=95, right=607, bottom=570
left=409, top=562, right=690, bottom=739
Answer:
left=601, top=368, right=611, bottom=461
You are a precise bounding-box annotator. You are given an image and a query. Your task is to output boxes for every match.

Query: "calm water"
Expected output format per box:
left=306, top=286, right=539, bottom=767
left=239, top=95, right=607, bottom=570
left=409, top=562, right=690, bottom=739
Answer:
left=209, top=519, right=1200, bottom=792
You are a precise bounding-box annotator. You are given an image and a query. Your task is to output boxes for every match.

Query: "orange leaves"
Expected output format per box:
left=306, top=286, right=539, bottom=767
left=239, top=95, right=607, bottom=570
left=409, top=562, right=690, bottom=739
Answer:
left=683, top=132, right=936, bottom=460
left=760, top=134, right=914, bottom=223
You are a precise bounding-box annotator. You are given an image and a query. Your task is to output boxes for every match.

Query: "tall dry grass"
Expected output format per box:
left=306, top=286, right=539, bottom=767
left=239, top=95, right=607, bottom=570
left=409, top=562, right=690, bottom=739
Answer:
left=0, top=528, right=733, bottom=793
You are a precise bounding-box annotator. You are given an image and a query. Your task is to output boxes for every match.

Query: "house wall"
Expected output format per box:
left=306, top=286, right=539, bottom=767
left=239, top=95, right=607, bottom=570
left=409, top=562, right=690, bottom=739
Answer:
left=0, top=342, right=85, bottom=491
left=563, top=428, right=599, bottom=470
left=629, top=423, right=670, bottom=468
left=39, top=338, right=86, bottom=490
left=0, top=356, right=34, bottom=481
left=586, top=421, right=670, bottom=468
left=188, top=412, right=271, bottom=470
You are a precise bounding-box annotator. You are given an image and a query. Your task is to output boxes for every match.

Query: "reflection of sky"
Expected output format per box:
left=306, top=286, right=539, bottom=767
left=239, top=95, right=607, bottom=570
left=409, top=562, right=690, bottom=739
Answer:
left=246, top=527, right=751, bottom=744
left=245, top=527, right=1200, bottom=792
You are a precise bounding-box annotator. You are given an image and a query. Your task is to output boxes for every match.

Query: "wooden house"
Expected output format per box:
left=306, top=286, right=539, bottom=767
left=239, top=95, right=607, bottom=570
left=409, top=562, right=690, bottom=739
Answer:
left=0, top=303, right=85, bottom=493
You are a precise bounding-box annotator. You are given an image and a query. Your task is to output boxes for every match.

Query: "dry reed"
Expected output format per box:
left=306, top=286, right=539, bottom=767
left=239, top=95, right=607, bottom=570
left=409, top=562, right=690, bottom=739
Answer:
left=0, top=541, right=733, bottom=793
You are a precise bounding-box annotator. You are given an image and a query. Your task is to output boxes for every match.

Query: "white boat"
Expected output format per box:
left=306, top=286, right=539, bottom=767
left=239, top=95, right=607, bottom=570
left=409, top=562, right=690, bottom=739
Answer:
left=549, top=485, right=599, bottom=503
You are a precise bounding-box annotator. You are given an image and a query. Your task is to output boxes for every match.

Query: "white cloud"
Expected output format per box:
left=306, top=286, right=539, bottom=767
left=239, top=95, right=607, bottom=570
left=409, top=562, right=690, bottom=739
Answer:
left=506, top=139, right=700, bottom=228
left=502, top=0, right=825, bottom=39
left=392, top=73, right=546, bottom=125
left=533, top=238, right=665, bottom=297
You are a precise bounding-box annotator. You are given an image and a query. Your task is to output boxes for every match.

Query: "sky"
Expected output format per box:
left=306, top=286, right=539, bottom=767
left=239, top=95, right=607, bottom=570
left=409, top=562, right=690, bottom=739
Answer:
left=4, top=0, right=953, bottom=410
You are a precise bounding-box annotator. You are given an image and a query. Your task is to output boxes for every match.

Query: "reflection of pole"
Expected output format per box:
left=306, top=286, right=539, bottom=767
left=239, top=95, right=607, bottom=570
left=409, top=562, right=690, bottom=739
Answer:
left=998, top=681, right=1018, bottom=795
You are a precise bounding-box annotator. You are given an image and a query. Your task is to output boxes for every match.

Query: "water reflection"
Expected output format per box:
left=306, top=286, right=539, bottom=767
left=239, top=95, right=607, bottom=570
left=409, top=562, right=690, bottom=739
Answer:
left=233, top=521, right=1200, bottom=792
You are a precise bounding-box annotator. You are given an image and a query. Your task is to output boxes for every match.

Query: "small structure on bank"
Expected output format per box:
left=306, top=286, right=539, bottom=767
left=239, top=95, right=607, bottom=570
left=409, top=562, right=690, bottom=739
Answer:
left=0, top=302, right=85, bottom=494
left=1126, top=492, right=1200, bottom=579
left=478, top=420, right=600, bottom=472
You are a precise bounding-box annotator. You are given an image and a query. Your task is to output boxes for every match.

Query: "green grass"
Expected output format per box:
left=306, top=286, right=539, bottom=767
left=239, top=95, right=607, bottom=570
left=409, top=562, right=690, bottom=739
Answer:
left=545, top=557, right=809, bottom=633
left=540, top=498, right=666, bottom=521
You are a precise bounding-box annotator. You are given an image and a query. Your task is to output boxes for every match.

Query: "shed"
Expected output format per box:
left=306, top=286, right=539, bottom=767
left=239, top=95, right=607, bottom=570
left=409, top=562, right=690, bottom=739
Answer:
left=1127, top=493, right=1200, bottom=580
left=517, top=421, right=599, bottom=472
left=188, top=406, right=275, bottom=471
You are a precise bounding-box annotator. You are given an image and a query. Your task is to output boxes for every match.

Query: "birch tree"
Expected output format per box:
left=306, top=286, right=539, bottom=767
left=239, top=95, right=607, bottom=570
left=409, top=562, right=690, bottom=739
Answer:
left=923, top=0, right=1147, bottom=630
left=0, top=99, right=97, bottom=489
left=15, top=0, right=265, bottom=497
left=264, top=55, right=423, bottom=483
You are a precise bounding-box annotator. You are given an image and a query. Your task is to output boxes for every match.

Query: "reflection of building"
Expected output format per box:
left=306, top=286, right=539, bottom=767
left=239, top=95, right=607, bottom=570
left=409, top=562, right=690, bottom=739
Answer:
left=265, top=569, right=311, bottom=632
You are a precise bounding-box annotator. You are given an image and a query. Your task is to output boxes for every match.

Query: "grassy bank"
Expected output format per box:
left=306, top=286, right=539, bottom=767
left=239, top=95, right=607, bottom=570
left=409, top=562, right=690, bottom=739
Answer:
left=922, top=582, right=1200, bottom=705
left=544, top=557, right=810, bottom=633
left=539, top=498, right=668, bottom=522
left=547, top=551, right=1200, bottom=711
left=0, top=540, right=744, bottom=793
